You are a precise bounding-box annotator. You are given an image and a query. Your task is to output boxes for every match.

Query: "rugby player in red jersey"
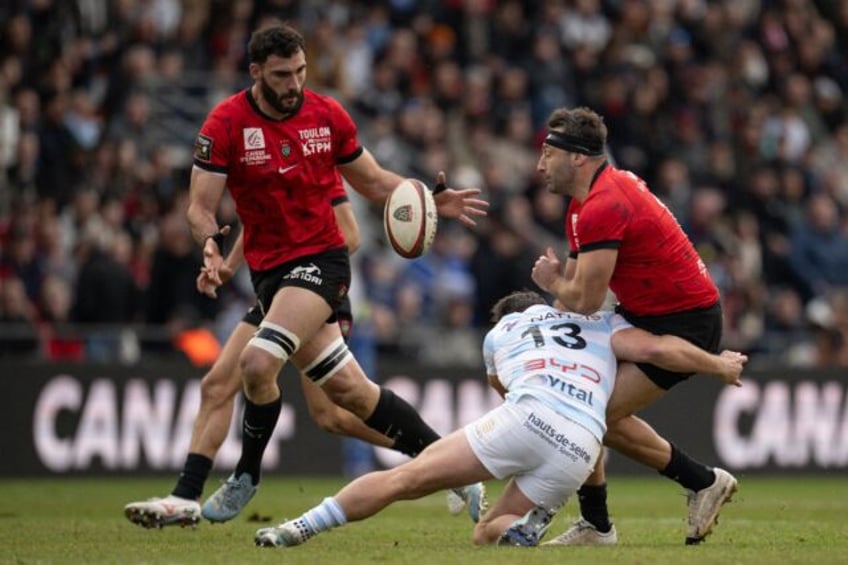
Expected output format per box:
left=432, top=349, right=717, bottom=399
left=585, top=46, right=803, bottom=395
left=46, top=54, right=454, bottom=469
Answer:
left=124, top=187, right=414, bottom=530
left=184, top=24, right=487, bottom=525
left=531, top=107, right=736, bottom=546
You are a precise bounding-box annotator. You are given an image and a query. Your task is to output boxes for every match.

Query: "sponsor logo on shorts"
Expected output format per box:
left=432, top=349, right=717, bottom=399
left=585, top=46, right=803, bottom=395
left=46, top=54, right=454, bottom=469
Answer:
left=474, top=418, right=496, bottom=438
left=285, top=263, right=323, bottom=285
left=524, top=412, right=592, bottom=464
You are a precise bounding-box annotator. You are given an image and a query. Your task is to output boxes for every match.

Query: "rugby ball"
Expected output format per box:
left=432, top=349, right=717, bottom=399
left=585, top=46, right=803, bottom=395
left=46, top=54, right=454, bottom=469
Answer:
left=383, top=178, right=438, bottom=259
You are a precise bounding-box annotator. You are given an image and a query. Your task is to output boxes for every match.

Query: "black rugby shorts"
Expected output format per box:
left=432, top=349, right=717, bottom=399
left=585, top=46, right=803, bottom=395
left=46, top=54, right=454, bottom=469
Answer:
left=249, top=248, right=351, bottom=327
left=616, top=302, right=723, bottom=390
left=242, top=295, right=353, bottom=341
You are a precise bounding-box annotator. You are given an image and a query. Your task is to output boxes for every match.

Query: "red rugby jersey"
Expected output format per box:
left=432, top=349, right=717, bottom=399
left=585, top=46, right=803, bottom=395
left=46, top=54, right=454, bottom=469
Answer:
left=193, top=88, right=362, bottom=271
left=566, top=164, right=719, bottom=316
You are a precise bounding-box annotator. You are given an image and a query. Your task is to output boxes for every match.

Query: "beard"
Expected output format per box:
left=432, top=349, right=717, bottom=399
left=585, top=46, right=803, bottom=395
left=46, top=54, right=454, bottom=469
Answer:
left=260, top=80, right=303, bottom=116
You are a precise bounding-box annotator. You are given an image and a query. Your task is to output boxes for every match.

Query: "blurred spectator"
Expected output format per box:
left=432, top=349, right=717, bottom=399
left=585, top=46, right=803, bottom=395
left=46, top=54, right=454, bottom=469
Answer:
left=757, top=287, right=817, bottom=368
left=38, top=273, right=84, bottom=361
left=37, top=91, right=80, bottom=208
left=144, top=211, right=215, bottom=328
left=6, top=130, right=39, bottom=198
left=0, top=275, right=38, bottom=356
left=72, top=229, right=138, bottom=325
left=788, top=193, right=848, bottom=302
left=470, top=214, right=537, bottom=327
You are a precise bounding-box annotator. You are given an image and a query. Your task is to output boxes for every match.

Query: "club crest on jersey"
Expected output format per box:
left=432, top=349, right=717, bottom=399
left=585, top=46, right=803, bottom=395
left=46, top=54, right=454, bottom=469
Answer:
left=243, top=127, right=266, bottom=150
left=280, top=142, right=291, bottom=157
left=392, top=205, right=413, bottom=223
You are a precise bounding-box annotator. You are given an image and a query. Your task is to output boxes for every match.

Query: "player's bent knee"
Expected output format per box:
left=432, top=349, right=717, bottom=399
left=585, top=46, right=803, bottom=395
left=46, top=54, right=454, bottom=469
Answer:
left=322, top=380, right=376, bottom=419
left=239, top=351, right=282, bottom=400
left=605, top=404, right=632, bottom=424
left=602, top=420, right=629, bottom=449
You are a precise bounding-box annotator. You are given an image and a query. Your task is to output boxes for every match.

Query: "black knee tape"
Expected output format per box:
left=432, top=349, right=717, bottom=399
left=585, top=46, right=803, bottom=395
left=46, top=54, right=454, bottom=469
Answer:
left=303, top=338, right=352, bottom=385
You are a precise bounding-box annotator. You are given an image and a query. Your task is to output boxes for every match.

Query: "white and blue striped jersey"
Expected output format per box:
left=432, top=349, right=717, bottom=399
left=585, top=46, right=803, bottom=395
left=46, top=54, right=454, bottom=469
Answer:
left=482, top=304, right=633, bottom=441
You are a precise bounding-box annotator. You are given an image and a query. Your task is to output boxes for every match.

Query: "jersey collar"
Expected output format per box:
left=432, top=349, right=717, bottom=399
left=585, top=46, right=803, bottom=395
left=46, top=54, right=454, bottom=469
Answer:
left=588, top=160, right=608, bottom=194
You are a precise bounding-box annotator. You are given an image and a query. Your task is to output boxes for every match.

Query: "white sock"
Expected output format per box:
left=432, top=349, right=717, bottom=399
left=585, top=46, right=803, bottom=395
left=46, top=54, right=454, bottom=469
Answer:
left=300, top=497, right=347, bottom=535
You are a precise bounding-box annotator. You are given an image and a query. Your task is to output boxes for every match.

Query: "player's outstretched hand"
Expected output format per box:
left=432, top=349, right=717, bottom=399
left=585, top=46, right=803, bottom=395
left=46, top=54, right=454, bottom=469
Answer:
left=196, top=263, right=235, bottom=298
left=716, top=350, right=748, bottom=387
left=432, top=171, right=488, bottom=227
left=531, top=247, right=562, bottom=293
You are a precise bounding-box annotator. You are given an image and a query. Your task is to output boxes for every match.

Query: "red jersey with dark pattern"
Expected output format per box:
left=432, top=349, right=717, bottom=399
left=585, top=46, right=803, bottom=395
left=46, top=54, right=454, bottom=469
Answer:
left=193, top=88, right=362, bottom=271
left=565, top=164, right=719, bottom=316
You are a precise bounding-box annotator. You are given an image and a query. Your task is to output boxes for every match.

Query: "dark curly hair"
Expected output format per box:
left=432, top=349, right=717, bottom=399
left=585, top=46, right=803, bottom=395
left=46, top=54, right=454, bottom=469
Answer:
left=247, top=24, right=306, bottom=64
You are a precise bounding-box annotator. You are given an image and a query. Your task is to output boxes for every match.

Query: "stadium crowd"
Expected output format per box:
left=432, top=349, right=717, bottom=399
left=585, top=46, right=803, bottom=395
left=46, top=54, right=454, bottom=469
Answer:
left=1, top=0, right=847, bottom=370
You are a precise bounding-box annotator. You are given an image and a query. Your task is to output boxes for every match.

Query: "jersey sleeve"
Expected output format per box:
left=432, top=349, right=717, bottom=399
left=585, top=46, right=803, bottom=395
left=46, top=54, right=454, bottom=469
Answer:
left=329, top=180, right=349, bottom=206
left=482, top=329, right=497, bottom=375
left=575, top=190, right=629, bottom=253
left=193, top=104, right=231, bottom=174
left=327, top=98, right=363, bottom=164
left=608, top=313, right=633, bottom=335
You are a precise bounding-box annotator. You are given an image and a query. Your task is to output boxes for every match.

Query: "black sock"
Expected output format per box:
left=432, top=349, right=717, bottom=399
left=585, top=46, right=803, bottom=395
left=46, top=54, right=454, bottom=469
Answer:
left=171, top=453, right=213, bottom=500
left=364, top=387, right=440, bottom=457
left=659, top=443, right=715, bottom=491
left=234, top=394, right=282, bottom=485
left=577, top=483, right=612, bottom=533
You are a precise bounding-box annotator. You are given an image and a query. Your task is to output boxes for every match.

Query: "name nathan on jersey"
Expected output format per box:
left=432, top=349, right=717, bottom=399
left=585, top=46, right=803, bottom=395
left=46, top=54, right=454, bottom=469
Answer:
left=503, top=309, right=600, bottom=332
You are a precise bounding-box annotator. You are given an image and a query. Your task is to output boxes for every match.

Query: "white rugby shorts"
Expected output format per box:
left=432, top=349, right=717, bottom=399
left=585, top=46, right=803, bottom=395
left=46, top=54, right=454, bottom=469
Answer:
left=464, top=397, right=601, bottom=510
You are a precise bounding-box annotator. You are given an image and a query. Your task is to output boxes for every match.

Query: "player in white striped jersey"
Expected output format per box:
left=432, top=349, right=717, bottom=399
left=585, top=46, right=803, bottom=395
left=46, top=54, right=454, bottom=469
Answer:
left=254, top=291, right=746, bottom=549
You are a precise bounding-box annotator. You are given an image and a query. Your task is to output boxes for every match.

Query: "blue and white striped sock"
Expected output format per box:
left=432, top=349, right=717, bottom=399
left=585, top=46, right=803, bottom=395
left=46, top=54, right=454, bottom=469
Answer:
left=298, top=497, right=347, bottom=536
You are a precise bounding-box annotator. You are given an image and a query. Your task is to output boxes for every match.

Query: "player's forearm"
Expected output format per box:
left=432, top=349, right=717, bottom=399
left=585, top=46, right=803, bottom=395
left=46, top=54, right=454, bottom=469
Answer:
left=549, top=277, right=604, bottom=315
left=647, top=335, right=724, bottom=376
left=186, top=203, right=220, bottom=246
left=342, top=150, right=405, bottom=202
left=358, top=168, right=405, bottom=202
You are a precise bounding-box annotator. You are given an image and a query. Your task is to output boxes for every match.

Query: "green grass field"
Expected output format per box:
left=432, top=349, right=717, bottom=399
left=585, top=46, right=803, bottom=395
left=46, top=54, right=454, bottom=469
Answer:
left=1, top=475, right=846, bottom=564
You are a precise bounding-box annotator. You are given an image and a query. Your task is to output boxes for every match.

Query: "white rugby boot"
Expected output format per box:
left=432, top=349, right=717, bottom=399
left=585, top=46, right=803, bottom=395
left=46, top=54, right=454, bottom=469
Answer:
left=542, top=517, right=618, bottom=546
left=685, top=467, right=738, bottom=545
left=124, top=495, right=201, bottom=529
